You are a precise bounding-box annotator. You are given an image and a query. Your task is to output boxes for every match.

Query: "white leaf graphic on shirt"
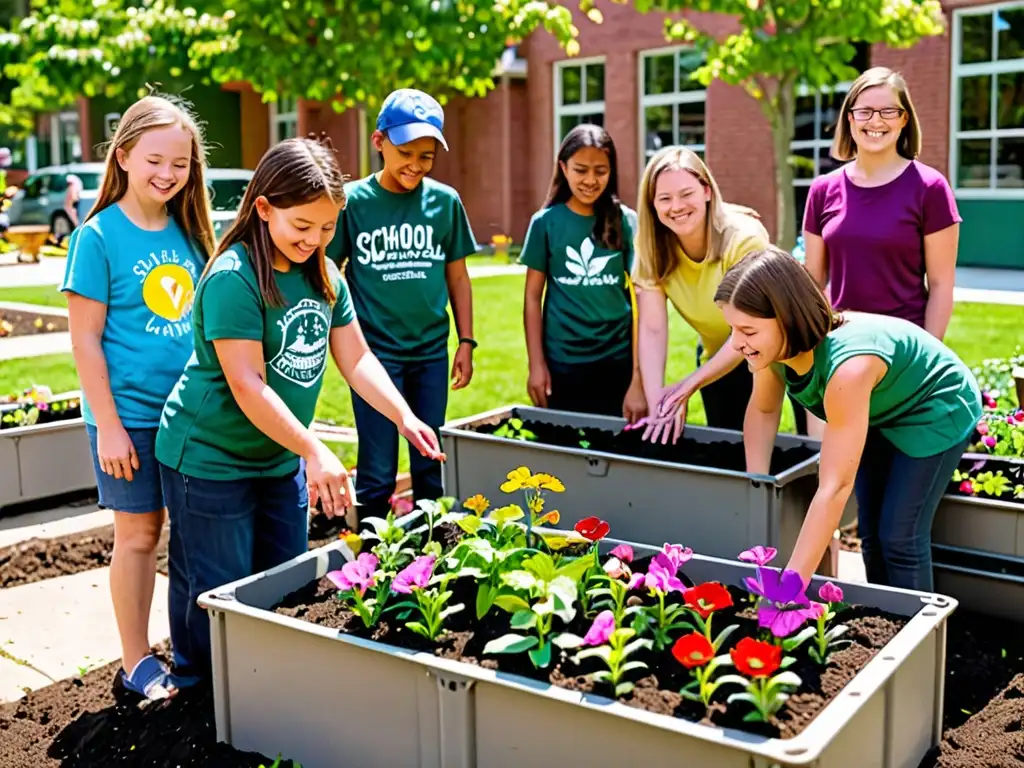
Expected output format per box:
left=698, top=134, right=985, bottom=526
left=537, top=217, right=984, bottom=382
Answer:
left=161, top=275, right=187, bottom=311
left=566, top=237, right=615, bottom=279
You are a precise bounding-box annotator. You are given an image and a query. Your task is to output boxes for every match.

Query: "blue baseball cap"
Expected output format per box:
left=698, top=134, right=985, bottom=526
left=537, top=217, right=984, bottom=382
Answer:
left=376, top=89, right=448, bottom=151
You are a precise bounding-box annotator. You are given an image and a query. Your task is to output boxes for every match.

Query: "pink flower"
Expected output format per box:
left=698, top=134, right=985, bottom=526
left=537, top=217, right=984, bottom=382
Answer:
left=326, top=552, right=378, bottom=595
left=627, top=572, right=645, bottom=590
left=392, top=555, right=435, bottom=594
left=739, top=546, right=778, bottom=566
left=977, top=422, right=989, bottom=435
left=603, top=556, right=630, bottom=580
left=1014, top=411, right=1024, bottom=423
left=810, top=601, right=827, bottom=620
left=609, top=544, right=634, bottom=563
left=817, top=581, right=844, bottom=604
left=984, top=436, right=997, bottom=448
left=653, top=543, right=692, bottom=574
left=644, top=559, right=685, bottom=594
left=582, top=610, right=615, bottom=646
left=960, top=480, right=975, bottom=494
left=390, top=494, right=415, bottom=516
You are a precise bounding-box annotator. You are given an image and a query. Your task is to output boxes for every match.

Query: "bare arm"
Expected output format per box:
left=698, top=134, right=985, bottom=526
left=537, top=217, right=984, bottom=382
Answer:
left=637, top=286, right=669, bottom=410
left=67, top=294, right=120, bottom=430
left=923, top=223, right=959, bottom=340
left=785, top=356, right=884, bottom=583
left=744, top=366, right=786, bottom=475
left=803, top=232, right=828, bottom=290
left=523, top=268, right=550, bottom=407
left=446, top=259, right=475, bottom=390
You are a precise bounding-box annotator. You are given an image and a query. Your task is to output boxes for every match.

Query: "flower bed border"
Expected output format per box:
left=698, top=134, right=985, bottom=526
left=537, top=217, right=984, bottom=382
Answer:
left=198, top=532, right=955, bottom=768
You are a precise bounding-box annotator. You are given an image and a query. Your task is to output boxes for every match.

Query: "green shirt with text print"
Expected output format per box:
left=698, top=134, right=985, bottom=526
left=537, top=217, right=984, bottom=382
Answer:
left=519, top=203, right=636, bottom=364
left=156, top=243, right=356, bottom=480
left=326, top=174, right=478, bottom=362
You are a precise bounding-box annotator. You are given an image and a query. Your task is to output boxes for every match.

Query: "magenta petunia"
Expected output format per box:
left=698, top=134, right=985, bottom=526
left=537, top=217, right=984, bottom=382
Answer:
left=582, top=610, right=616, bottom=646
left=609, top=544, right=634, bottom=564
left=738, top=545, right=778, bottom=566
left=817, top=581, right=844, bottom=604
left=392, top=555, right=435, bottom=594
left=326, top=552, right=378, bottom=595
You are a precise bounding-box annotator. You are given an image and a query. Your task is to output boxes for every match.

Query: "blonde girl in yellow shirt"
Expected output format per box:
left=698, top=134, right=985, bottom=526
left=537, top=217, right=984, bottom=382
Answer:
left=632, top=146, right=805, bottom=443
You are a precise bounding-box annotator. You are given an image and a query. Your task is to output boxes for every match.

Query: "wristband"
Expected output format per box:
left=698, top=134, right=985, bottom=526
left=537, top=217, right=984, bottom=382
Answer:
left=459, top=337, right=478, bottom=349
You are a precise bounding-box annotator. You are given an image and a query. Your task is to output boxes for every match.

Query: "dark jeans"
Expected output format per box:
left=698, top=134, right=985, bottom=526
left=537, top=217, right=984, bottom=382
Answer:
left=547, top=352, right=633, bottom=418
left=854, top=430, right=968, bottom=592
left=160, top=463, right=309, bottom=675
left=696, top=344, right=808, bottom=434
left=351, top=355, right=448, bottom=519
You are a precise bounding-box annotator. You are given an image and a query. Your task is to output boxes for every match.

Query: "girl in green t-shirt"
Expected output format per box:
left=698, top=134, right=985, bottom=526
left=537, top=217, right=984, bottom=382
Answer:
left=520, top=124, right=646, bottom=420
left=715, top=246, right=981, bottom=592
left=155, top=136, right=444, bottom=683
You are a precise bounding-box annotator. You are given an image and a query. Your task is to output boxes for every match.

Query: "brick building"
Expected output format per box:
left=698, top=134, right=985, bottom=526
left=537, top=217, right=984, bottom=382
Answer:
left=5, top=0, right=1021, bottom=268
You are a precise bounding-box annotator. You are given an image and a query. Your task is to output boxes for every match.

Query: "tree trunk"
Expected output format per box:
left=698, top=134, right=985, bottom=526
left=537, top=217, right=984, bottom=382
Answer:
left=770, top=77, right=797, bottom=252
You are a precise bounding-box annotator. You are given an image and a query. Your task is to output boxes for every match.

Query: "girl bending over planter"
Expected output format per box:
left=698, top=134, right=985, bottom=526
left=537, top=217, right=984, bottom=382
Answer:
left=61, top=95, right=215, bottom=701
left=155, top=136, right=444, bottom=682
left=715, top=246, right=981, bottom=592
left=520, top=124, right=645, bottom=420
left=630, top=147, right=809, bottom=443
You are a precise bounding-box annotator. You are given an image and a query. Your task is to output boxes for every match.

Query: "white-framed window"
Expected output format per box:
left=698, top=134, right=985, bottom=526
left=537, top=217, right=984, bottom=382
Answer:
left=269, top=96, right=299, bottom=144
left=638, top=46, right=707, bottom=170
left=553, top=57, right=605, bottom=152
left=950, top=2, right=1024, bottom=197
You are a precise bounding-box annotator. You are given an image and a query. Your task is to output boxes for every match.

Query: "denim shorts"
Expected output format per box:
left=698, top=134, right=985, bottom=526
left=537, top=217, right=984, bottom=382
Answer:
left=85, top=424, right=166, bottom=513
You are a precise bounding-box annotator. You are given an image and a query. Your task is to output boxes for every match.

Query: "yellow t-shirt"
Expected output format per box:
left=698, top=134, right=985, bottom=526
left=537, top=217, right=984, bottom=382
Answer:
left=638, top=214, right=770, bottom=363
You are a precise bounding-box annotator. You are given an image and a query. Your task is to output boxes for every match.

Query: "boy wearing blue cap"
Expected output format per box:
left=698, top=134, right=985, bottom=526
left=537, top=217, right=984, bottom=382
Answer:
left=327, top=88, right=477, bottom=518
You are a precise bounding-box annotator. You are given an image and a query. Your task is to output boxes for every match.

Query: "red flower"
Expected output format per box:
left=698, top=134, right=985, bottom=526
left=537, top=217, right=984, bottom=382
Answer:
left=959, top=480, right=975, bottom=494
left=683, top=582, right=733, bottom=619
left=730, top=637, right=782, bottom=679
left=672, top=632, right=714, bottom=669
left=574, top=516, right=610, bottom=541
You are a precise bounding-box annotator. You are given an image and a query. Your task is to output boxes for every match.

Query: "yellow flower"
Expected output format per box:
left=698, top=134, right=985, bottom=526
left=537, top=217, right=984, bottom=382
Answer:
left=536, top=510, right=560, bottom=527
left=339, top=530, right=362, bottom=555
left=539, top=530, right=587, bottom=551
left=457, top=516, right=482, bottom=535
left=488, top=504, right=525, bottom=525
left=464, top=493, right=490, bottom=516
left=527, top=495, right=544, bottom=514
left=526, top=473, right=565, bottom=493
left=500, top=466, right=533, bottom=493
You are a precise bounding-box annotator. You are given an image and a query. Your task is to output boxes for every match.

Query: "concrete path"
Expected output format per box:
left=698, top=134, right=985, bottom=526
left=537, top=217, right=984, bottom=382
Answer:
left=0, top=330, right=71, bottom=361
left=0, top=256, right=66, bottom=288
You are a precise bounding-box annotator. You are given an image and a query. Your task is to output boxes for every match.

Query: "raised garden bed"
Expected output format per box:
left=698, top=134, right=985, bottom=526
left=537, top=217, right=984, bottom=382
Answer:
left=198, top=474, right=955, bottom=768
left=0, top=307, right=67, bottom=339
left=440, top=406, right=839, bottom=569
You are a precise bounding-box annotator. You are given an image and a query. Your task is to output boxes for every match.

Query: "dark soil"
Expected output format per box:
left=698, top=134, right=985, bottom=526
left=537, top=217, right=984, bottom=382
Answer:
left=0, top=395, right=82, bottom=430
left=272, top=553, right=907, bottom=740
left=474, top=415, right=817, bottom=476
left=839, top=522, right=861, bottom=553
left=947, top=455, right=1024, bottom=506
left=0, top=512, right=361, bottom=589
left=0, top=308, right=68, bottom=339
left=0, top=646, right=296, bottom=767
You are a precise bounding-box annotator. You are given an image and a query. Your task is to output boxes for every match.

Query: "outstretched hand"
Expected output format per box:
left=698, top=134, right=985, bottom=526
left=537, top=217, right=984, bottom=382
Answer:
left=400, top=414, right=447, bottom=462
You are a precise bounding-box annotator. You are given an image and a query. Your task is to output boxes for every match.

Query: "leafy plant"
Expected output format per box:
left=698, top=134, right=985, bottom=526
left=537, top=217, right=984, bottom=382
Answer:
left=326, top=553, right=387, bottom=629
left=630, top=544, right=695, bottom=651
left=682, top=582, right=739, bottom=650
left=717, top=638, right=802, bottom=723
left=672, top=633, right=739, bottom=708
left=970, top=411, right=1024, bottom=459
left=493, top=417, right=537, bottom=442
left=445, top=536, right=529, bottom=620
left=361, top=510, right=423, bottom=575
left=499, top=466, right=565, bottom=549
left=572, top=610, right=652, bottom=697
left=743, top=567, right=819, bottom=639
left=483, top=552, right=591, bottom=668
left=388, top=555, right=465, bottom=641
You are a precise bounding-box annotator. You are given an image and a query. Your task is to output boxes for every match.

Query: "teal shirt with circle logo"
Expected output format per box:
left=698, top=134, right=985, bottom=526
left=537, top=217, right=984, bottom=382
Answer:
left=156, top=243, right=355, bottom=480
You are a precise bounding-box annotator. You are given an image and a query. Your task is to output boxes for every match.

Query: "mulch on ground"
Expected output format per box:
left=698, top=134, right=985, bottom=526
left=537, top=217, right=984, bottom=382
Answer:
left=0, top=309, right=68, bottom=339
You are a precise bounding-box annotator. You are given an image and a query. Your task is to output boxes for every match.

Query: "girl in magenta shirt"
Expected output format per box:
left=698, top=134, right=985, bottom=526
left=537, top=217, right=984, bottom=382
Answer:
left=803, top=67, right=961, bottom=340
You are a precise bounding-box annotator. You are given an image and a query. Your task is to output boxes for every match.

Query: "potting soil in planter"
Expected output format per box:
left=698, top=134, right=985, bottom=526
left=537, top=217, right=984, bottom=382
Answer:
left=0, top=397, right=82, bottom=430
left=474, top=416, right=817, bottom=475
left=948, top=455, right=1024, bottom=505
left=271, top=525, right=905, bottom=741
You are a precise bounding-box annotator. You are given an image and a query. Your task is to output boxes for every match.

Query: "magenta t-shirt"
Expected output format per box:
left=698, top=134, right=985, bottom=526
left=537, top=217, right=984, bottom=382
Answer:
left=802, top=160, right=961, bottom=327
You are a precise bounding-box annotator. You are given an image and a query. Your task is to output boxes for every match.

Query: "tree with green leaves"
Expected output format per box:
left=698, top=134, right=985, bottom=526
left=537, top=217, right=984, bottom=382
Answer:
left=621, top=0, right=946, bottom=249
left=0, top=0, right=585, bottom=137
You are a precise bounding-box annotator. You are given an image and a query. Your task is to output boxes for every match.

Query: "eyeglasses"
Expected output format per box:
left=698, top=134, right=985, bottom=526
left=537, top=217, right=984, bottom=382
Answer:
left=849, top=107, right=905, bottom=121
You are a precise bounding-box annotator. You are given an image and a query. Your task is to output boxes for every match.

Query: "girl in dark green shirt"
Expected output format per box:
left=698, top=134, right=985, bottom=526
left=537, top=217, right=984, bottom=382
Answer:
left=715, top=246, right=981, bottom=592
left=156, top=137, right=443, bottom=683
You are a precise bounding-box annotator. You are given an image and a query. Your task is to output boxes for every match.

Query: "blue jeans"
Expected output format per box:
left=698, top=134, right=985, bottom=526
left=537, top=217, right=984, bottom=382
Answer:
left=854, top=429, right=968, bottom=592
left=159, top=463, right=309, bottom=676
left=351, top=356, right=448, bottom=519
left=85, top=424, right=166, bottom=513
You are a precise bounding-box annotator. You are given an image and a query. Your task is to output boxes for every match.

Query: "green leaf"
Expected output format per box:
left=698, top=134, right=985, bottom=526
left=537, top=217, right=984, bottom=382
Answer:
left=439, top=603, right=464, bottom=620
left=743, top=711, right=767, bottom=723
left=555, top=555, right=593, bottom=583
left=552, top=633, right=585, bottom=649
left=483, top=634, right=538, bottom=655
left=614, top=681, right=635, bottom=697
left=548, top=576, right=579, bottom=624
left=716, top=675, right=754, bottom=690
left=712, top=624, right=740, bottom=652
left=529, top=641, right=552, bottom=668
left=406, top=621, right=431, bottom=639
left=782, top=626, right=817, bottom=652
left=511, top=609, right=538, bottom=630
left=457, top=516, right=482, bottom=535
left=826, top=625, right=850, bottom=642
left=591, top=670, right=612, bottom=683
left=619, top=660, right=648, bottom=674
left=622, top=638, right=653, bottom=657
left=493, top=594, right=531, bottom=613
left=574, top=646, right=612, bottom=664
left=727, top=691, right=759, bottom=706
left=475, top=584, right=495, bottom=620
left=501, top=570, right=537, bottom=591
left=524, top=553, right=558, bottom=582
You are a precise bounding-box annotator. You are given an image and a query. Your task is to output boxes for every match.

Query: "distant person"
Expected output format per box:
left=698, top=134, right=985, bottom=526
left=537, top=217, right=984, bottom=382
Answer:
left=520, top=124, right=645, bottom=420
left=717, top=247, right=980, bottom=591
left=61, top=95, right=215, bottom=701
left=803, top=67, right=960, bottom=340
left=326, top=89, right=476, bottom=520
left=63, top=173, right=83, bottom=231
left=156, top=137, right=444, bottom=682
left=631, top=146, right=808, bottom=442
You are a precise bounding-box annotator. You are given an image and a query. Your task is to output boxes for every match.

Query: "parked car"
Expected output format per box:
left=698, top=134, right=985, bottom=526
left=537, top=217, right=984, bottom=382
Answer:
left=5, top=164, right=252, bottom=240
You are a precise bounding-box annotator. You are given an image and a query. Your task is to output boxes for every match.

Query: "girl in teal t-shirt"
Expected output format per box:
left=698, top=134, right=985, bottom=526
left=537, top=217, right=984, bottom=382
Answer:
left=715, top=246, right=981, bottom=593
left=60, top=94, right=215, bottom=702
left=520, top=124, right=645, bottom=420
left=156, top=137, right=444, bottom=684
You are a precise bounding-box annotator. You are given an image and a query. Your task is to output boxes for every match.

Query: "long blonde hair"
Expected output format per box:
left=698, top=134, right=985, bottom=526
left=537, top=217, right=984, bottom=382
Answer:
left=634, top=146, right=761, bottom=286
left=87, top=94, right=215, bottom=261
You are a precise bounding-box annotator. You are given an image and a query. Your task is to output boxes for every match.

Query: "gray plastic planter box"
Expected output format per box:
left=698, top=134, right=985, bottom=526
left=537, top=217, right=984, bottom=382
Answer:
left=932, top=454, right=1024, bottom=557
left=0, top=416, right=94, bottom=507
left=440, top=405, right=846, bottom=566
left=199, top=536, right=955, bottom=768
left=933, top=543, right=1024, bottom=623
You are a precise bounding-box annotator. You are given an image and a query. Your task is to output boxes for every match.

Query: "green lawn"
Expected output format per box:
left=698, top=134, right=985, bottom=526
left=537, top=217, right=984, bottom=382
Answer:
left=2, top=276, right=1023, bottom=470
left=0, top=285, right=68, bottom=308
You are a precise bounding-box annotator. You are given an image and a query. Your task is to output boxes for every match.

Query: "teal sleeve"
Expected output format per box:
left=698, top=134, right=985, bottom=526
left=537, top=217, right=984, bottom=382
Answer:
left=517, top=212, right=548, bottom=273
left=326, top=208, right=351, bottom=266
left=201, top=271, right=265, bottom=342
left=445, top=195, right=478, bottom=263
left=331, top=276, right=356, bottom=328
left=60, top=225, right=109, bottom=303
